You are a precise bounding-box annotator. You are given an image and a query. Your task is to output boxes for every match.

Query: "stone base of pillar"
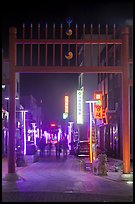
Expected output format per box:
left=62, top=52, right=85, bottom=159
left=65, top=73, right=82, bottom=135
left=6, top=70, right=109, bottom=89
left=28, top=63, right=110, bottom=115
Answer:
left=120, top=173, right=133, bottom=181
left=3, top=173, right=24, bottom=181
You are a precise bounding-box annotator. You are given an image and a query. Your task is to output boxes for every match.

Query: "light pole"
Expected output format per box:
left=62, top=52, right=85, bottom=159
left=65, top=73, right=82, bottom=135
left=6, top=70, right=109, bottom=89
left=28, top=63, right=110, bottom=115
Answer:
left=16, top=110, right=28, bottom=155
left=86, top=100, right=97, bottom=164
left=68, top=122, right=74, bottom=154
left=31, top=123, right=36, bottom=145
left=5, top=97, right=19, bottom=111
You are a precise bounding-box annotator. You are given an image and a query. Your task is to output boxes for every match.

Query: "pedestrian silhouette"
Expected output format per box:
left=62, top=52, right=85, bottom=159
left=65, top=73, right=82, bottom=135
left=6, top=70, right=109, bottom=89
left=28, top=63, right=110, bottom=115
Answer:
left=61, top=137, right=68, bottom=159
left=55, top=141, right=61, bottom=159
left=47, top=140, right=52, bottom=156
left=39, top=136, right=46, bottom=157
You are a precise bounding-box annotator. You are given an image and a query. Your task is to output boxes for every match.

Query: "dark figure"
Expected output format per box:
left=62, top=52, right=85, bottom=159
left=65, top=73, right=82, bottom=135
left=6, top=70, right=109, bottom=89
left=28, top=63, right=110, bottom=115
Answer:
left=61, top=137, right=68, bottom=159
left=39, top=136, right=46, bottom=157
left=47, top=141, right=52, bottom=156
left=55, top=142, right=61, bottom=159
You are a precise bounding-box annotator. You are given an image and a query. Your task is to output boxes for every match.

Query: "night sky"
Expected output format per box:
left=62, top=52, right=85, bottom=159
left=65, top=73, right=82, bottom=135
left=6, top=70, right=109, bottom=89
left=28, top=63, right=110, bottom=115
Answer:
left=2, top=1, right=133, bottom=125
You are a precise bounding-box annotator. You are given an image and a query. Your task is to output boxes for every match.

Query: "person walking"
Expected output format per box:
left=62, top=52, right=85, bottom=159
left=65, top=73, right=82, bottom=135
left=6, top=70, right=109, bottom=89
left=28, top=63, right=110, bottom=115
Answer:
left=55, top=141, right=61, bottom=159
left=61, top=137, right=68, bottom=159
left=39, top=136, right=46, bottom=158
left=47, top=140, right=52, bottom=157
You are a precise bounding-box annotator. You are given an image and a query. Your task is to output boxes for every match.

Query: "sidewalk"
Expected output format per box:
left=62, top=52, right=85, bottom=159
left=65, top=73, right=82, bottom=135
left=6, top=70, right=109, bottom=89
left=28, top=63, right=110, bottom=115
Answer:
left=2, top=155, right=133, bottom=182
left=81, top=157, right=133, bottom=182
left=2, top=155, right=133, bottom=202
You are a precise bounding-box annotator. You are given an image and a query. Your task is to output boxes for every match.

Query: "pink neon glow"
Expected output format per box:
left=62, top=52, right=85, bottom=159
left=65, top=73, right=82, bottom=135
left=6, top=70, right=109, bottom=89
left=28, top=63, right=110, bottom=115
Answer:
left=58, top=129, right=61, bottom=141
left=40, top=129, right=42, bottom=137
left=50, top=123, right=56, bottom=127
left=18, top=110, right=28, bottom=155
left=32, top=123, right=36, bottom=145
left=23, top=111, right=26, bottom=155
left=37, top=128, right=39, bottom=138
left=68, top=122, right=74, bottom=150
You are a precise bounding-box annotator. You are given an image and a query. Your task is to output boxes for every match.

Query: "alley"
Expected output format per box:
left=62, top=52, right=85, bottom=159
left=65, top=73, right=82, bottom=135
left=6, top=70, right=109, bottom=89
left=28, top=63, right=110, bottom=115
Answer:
left=2, top=155, right=133, bottom=202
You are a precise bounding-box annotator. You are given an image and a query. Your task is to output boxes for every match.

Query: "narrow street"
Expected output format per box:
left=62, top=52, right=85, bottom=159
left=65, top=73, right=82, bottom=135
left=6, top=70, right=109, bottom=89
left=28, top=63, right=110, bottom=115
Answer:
left=2, top=154, right=133, bottom=202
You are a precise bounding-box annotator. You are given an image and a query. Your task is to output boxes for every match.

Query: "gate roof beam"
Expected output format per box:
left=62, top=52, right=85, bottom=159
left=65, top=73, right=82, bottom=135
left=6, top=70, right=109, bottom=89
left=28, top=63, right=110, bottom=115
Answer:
left=16, top=39, right=122, bottom=45
left=15, top=65, right=123, bottom=73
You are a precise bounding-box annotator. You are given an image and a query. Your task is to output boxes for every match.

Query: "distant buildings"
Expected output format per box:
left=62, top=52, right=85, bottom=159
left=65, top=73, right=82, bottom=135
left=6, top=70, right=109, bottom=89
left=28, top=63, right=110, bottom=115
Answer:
left=2, top=57, right=20, bottom=156
left=2, top=56, right=43, bottom=156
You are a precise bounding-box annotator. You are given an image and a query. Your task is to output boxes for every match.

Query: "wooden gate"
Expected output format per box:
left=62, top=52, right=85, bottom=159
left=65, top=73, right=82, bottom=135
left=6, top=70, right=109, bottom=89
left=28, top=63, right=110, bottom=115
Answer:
left=8, top=23, right=131, bottom=174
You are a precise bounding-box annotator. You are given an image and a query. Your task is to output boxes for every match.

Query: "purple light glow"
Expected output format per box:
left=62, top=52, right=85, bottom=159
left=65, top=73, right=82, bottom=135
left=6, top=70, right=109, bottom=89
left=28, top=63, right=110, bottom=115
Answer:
left=17, top=110, right=28, bottom=155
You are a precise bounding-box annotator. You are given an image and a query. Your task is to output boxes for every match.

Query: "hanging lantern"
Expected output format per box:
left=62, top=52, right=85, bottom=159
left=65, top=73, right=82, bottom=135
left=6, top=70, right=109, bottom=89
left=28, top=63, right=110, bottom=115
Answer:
left=66, top=28, right=72, bottom=36
left=65, top=51, right=73, bottom=60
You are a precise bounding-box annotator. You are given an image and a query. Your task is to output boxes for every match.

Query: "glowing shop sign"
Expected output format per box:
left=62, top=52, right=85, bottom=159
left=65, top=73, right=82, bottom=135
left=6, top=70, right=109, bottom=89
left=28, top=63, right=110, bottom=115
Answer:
left=94, top=91, right=102, bottom=101
left=77, top=90, right=83, bottom=124
left=63, top=112, right=68, bottom=119
left=65, top=95, right=69, bottom=114
left=94, top=104, right=102, bottom=119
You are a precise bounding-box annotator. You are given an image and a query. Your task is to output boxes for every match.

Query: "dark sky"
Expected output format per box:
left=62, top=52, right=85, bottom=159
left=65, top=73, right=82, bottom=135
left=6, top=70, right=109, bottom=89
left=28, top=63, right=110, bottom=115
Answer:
left=2, top=0, right=133, bottom=55
left=20, top=73, right=79, bottom=125
left=2, top=0, right=133, bottom=125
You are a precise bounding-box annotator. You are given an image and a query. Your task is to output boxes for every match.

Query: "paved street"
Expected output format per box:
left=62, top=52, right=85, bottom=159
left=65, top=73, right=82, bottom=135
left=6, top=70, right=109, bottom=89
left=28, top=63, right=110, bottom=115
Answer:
left=2, top=154, right=133, bottom=202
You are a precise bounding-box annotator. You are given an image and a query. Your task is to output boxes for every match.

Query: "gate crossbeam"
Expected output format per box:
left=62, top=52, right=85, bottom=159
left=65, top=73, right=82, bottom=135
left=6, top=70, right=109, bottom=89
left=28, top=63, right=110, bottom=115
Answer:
left=16, top=39, right=122, bottom=45
left=15, top=66, right=123, bottom=73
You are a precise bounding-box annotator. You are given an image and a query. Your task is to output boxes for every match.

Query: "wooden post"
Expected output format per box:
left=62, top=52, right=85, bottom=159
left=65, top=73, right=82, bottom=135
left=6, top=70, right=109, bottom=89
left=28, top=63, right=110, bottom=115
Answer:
left=121, top=26, right=130, bottom=174
left=8, top=27, right=17, bottom=173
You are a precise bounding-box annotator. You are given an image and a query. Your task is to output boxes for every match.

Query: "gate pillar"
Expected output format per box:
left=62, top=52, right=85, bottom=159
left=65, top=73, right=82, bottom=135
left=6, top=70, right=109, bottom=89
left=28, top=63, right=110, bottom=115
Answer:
left=8, top=27, right=16, bottom=174
left=121, top=26, right=130, bottom=174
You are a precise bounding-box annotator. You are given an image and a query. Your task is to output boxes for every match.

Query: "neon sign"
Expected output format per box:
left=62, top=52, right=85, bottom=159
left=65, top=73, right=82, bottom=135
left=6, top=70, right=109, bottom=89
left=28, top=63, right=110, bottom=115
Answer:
left=65, top=95, right=69, bottom=114
left=77, top=90, right=83, bottom=124
left=93, top=91, right=103, bottom=119
left=94, top=104, right=102, bottom=119
left=94, top=91, right=102, bottom=101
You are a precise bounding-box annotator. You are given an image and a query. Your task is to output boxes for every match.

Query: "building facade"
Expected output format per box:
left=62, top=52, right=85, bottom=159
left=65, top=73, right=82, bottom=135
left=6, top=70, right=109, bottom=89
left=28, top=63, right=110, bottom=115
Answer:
left=2, top=57, right=20, bottom=157
left=97, top=20, right=133, bottom=159
left=77, top=21, right=133, bottom=160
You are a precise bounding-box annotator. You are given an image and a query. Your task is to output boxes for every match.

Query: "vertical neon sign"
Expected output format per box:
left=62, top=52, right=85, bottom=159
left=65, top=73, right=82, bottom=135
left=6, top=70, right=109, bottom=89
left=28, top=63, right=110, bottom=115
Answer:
left=65, top=95, right=69, bottom=114
left=77, top=90, right=83, bottom=124
left=18, top=110, right=28, bottom=155
left=23, top=111, right=26, bottom=155
left=86, top=101, right=97, bottom=163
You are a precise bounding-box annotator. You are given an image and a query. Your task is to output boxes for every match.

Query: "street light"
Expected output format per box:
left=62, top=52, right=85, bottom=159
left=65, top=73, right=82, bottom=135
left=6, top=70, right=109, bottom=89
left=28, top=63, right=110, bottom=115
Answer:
left=5, top=97, right=19, bottom=100
left=31, top=123, right=36, bottom=145
left=5, top=97, right=19, bottom=111
left=16, top=110, right=28, bottom=155
left=68, top=122, right=74, bottom=153
left=86, top=100, right=97, bottom=164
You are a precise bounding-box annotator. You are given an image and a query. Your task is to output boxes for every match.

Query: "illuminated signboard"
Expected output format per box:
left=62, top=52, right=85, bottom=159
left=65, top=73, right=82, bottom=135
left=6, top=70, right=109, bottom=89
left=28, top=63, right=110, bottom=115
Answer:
left=94, top=91, right=102, bottom=101
left=94, top=103, right=102, bottom=119
left=65, top=95, right=69, bottom=114
left=77, top=90, right=83, bottom=124
left=63, top=112, right=68, bottom=119
left=93, top=91, right=102, bottom=119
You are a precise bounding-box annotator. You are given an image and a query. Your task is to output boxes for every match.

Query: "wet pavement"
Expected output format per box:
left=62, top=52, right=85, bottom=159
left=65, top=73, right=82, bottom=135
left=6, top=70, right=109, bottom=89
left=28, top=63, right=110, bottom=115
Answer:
left=2, top=154, right=133, bottom=202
